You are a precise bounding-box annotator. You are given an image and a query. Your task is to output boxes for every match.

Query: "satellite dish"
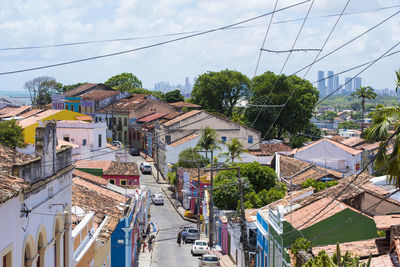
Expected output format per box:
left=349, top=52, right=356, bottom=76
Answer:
left=71, top=206, right=85, bottom=217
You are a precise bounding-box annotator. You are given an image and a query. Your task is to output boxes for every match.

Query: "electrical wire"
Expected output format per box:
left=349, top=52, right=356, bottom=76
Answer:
left=0, top=0, right=311, bottom=76
left=250, top=0, right=315, bottom=128
left=1, top=4, right=399, bottom=52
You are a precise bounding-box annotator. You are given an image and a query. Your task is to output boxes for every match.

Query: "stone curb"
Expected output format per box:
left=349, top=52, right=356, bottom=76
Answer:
left=161, top=187, right=197, bottom=223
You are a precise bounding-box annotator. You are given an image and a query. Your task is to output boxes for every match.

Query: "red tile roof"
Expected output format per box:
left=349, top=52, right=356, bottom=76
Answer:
left=292, top=138, right=362, bottom=155
left=0, top=105, right=32, bottom=118
left=312, top=238, right=390, bottom=258
left=103, top=161, right=139, bottom=176
left=248, top=143, right=292, bottom=156
left=65, top=83, right=98, bottom=97
left=170, top=102, right=201, bottom=108
left=163, top=110, right=202, bottom=126
left=74, top=160, right=112, bottom=171
left=73, top=177, right=127, bottom=203
left=73, top=169, right=108, bottom=186
left=374, top=215, right=400, bottom=230
left=138, top=112, right=168, bottom=122
left=169, top=133, right=199, bottom=147
left=80, top=89, right=120, bottom=101
left=72, top=181, right=126, bottom=242
left=20, top=109, right=43, bottom=118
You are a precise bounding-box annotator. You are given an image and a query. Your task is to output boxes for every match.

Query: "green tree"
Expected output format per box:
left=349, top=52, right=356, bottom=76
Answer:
left=338, top=121, right=359, bottom=129
left=351, top=86, right=377, bottom=132
left=104, top=72, right=143, bottom=91
left=289, top=134, right=305, bottom=148
left=164, top=89, right=184, bottom=103
left=196, top=127, right=221, bottom=160
left=54, top=82, right=88, bottom=93
left=350, top=102, right=361, bottom=111
left=323, top=111, right=337, bottom=122
left=304, top=123, right=322, bottom=141
left=230, top=111, right=248, bottom=126
left=240, top=162, right=277, bottom=193
left=301, top=179, right=338, bottom=192
left=213, top=172, right=252, bottom=210
left=0, top=120, right=25, bottom=148
left=246, top=71, right=319, bottom=139
left=24, top=76, right=58, bottom=107
left=177, top=148, right=209, bottom=168
left=219, top=139, right=247, bottom=163
left=244, top=184, right=286, bottom=209
left=192, top=69, right=250, bottom=117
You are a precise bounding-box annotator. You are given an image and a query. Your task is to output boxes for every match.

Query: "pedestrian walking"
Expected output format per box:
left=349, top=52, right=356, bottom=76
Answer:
left=182, top=230, right=187, bottom=244
left=148, top=236, right=154, bottom=252
left=177, top=230, right=182, bottom=247
left=141, top=236, right=146, bottom=252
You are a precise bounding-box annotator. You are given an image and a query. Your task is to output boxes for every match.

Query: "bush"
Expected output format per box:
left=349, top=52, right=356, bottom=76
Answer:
left=167, top=172, right=177, bottom=187
left=290, top=134, right=305, bottom=148
left=301, top=179, right=338, bottom=192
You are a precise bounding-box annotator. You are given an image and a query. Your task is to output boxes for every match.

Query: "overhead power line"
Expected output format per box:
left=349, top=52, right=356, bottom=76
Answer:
left=261, top=48, right=322, bottom=53
left=1, top=4, right=399, bottom=52
left=0, top=0, right=311, bottom=76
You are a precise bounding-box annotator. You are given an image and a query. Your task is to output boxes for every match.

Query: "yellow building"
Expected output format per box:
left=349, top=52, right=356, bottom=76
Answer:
left=18, top=109, right=92, bottom=144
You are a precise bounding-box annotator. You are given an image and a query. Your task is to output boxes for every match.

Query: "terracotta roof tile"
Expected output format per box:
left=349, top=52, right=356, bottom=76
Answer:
left=73, top=169, right=108, bottom=186
left=73, top=177, right=127, bottom=203
left=65, top=83, right=98, bottom=97
left=74, top=160, right=112, bottom=171
left=80, top=89, right=120, bottom=101
left=72, top=182, right=125, bottom=243
left=163, top=110, right=202, bottom=126
left=340, top=137, right=365, bottom=147
left=312, top=238, right=390, bottom=258
left=0, top=105, right=32, bottom=118
left=169, top=133, right=199, bottom=147
left=374, top=215, right=400, bottom=230
left=138, top=112, right=168, bottom=122
left=97, top=95, right=155, bottom=113
left=285, top=197, right=360, bottom=229
left=248, top=143, right=292, bottom=156
left=103, top=161, right=139, bottom=176
left=293, top=138, right=362, bottom=155
left=20, top=109, right=43, bottom=118
left=279, top=154, right=310, bottom=178
left=288, top=165, right=342, bottom=186
left=169, top=102, right=201, bottom=108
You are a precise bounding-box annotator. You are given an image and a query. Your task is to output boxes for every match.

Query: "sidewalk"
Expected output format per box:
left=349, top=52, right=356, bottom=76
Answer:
left=161, top=187, right=197, bottom=223
left=210, top=250, right=238, bottom=267
left=138, top=226, right=159, bottom=267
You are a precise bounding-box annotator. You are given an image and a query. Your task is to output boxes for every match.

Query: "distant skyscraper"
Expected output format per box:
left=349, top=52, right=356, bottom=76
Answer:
left=184, top=77, right=190, bottom=92
left=327, top=71, right=334, bottom=94
left=333, top=75, right=339, bottom=93
left=317, top=71, right=326, bottom=96
left=354, top=77, right=362, bottom=91
left=345, top=77, right=352, bottom=94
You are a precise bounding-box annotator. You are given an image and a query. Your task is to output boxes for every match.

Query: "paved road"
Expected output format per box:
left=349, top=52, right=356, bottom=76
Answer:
left=129, top=156, right=199, bottom=267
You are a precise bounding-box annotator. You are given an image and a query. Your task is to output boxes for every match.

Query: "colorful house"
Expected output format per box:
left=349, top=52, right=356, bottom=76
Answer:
left=18, top=109, right=92, bottom=144
left=103, top=161, right=140, bottom=186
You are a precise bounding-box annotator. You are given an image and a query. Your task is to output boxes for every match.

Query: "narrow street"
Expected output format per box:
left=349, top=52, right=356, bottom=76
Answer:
left=130, top=155, right=199, bottom=267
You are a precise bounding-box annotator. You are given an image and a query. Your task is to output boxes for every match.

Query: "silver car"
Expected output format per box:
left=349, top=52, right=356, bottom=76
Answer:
left=185, top=228, right=200, bottom=243
left=198, top=254, right=220, bottom=267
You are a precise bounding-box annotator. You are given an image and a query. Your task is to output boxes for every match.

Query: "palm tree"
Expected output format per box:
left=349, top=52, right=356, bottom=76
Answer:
left=351, top=86, right=377, bottom=132
left=363, top=70, right=400, bottom=187
left=196, top=127, right=221, bottom=160
left=219, top=138, right=247, bottom=163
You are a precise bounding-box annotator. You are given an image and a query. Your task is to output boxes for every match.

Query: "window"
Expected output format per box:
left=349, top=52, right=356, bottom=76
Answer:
left=78, top=105, right=81, bottom=113
left=124, top=118, right=127, bottom=126
left=248, top=135, right=253, bottom=144
left=98, top=134, right=102, bottom=147
left=109, top=179, right=115, bottom=185
left=113, top=117, right=116, bottom=126
left=165, top=135, right=171, bottom=144
left=221, top=136, right=227, bottom=143
left=63, top=136, right=70, bottom=142
left=118, top=117, right=122, bottom=127
left=124, top=131, right=127, bottom=141
left=83, top=139, right=87, bottom=146
left=95, top=117, right=98, bottom=123
left=120, top=179, right=127, bottom=186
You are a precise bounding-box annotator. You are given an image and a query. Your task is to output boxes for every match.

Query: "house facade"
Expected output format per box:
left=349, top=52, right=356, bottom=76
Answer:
left=292, top=138, right=362, bottom=175
left=0, top=121, right=73, bottom=267
left=56, top=120, right=107, bottom=150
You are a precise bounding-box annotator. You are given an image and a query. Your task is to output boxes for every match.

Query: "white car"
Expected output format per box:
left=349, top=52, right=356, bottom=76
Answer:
left=191, top=240, right=209, bottom=256
left=152, top=193, right=164, bottom=205
left=198, top=254, right=220, bottom=266
left=140, top=162, right=152, bottom=174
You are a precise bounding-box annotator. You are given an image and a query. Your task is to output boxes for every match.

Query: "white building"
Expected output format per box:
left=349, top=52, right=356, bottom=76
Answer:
left=56, top=120, right=107, bottom=150
left=291, top=138, right=362, bottom=175
left=0, top=121, right=73, bottom=267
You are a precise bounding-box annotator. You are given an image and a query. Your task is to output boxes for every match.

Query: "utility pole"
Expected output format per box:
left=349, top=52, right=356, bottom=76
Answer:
left=238, top=168, right=250, bottom=267
left=197, top=167, right=201, bottom=231
left=155, top=133, right=160, bottom=183
left=208, top=150, right=214, bottom=248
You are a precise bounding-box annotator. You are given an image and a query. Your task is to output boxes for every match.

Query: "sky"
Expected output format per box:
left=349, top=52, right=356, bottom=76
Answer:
left=0, top=0, right=399, bottom=96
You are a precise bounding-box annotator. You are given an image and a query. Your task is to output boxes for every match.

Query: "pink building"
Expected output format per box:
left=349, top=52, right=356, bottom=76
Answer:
left=103, top=161, right=140, bottom=186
